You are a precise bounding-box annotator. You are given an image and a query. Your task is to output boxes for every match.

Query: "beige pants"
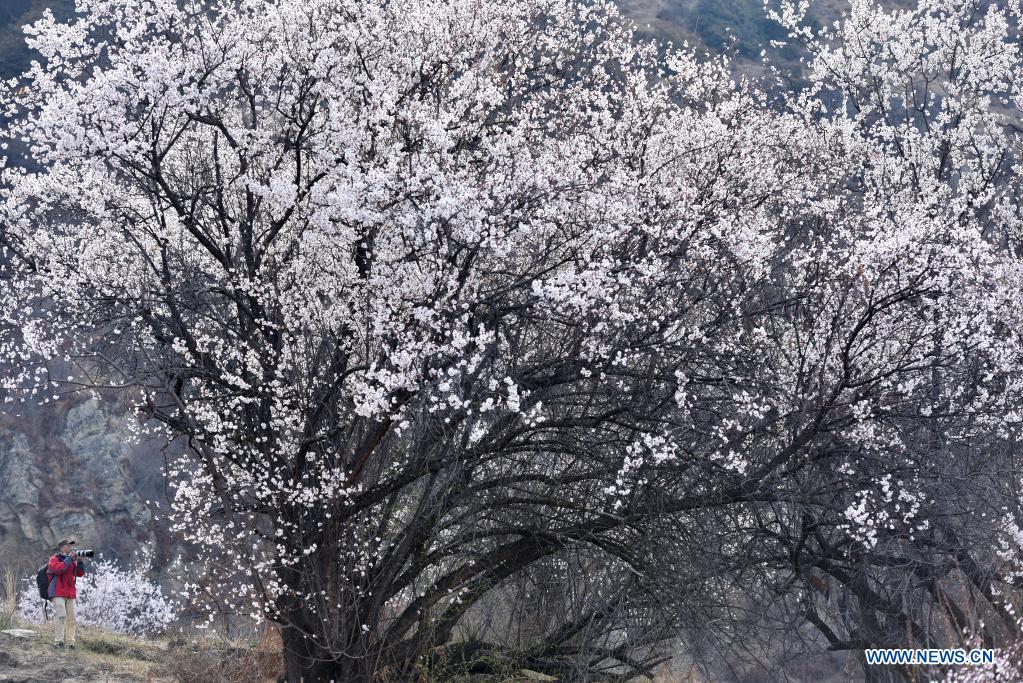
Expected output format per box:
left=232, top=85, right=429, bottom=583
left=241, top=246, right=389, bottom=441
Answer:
left=52, top=597, right=76, bottom=644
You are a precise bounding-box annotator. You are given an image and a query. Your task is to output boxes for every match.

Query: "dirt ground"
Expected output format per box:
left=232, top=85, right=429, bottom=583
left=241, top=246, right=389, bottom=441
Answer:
left=0, top=625, right=174, bottom=683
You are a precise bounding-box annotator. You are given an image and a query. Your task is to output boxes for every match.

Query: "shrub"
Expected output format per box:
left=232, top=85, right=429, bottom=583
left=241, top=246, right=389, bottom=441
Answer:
left=18, top=553, right=175, bottom=635
left=168, top=626, right=284, bottom=683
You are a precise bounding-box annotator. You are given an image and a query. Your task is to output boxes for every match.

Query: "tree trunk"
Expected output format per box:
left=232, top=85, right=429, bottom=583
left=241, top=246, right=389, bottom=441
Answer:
left=280, top=622, right=376, bottom=683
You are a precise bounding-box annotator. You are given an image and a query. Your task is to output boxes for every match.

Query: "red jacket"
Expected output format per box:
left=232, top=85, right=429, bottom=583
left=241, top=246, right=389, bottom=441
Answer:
left=47, top=554, right=85, bottom=600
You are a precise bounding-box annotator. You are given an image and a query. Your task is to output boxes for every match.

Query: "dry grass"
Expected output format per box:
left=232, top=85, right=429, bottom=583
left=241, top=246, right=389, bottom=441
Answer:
left=0, top=565, right=17, bottom=629
left=0, top=622, right=177, bottom=682
left=0, top=591, right=284, bottom=683
left=164, top=624, right=284, bottom=683
left=75, top=625, right=171, bottom=678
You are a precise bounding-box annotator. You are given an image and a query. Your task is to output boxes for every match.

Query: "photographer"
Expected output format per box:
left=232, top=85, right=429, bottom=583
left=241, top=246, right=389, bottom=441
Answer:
left=47, top=538, right=88, bottom=649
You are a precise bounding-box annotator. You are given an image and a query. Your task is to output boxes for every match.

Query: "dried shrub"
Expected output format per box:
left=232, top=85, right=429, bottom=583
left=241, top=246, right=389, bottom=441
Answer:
left=168, top=625, right=284, bottom=683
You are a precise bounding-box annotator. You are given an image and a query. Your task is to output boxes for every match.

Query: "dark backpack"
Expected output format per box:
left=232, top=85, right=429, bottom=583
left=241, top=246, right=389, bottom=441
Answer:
left=35, top=564, right=50, bottom=600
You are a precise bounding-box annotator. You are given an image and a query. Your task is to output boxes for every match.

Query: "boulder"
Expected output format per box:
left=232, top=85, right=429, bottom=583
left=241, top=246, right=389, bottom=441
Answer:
left=0, top=629, right=36, bottom=639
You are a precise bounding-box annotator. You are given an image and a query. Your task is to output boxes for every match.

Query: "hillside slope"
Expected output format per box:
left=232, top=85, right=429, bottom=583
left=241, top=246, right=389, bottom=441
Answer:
left=0, top=623, right=285, bottom=683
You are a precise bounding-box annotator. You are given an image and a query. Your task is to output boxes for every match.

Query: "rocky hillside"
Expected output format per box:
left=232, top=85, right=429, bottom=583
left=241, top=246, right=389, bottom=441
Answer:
left=0, top=623, right=284, bottom=682
left=0, top=625, right=173, bottom=682
left=0, top=394, right=170, bottom=573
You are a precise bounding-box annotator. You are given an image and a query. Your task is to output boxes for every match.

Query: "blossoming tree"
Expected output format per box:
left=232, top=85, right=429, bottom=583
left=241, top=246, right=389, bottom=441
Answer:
left=18, top=555, right=174, bottom=636
left=2, top=0, right=1023, bottom=680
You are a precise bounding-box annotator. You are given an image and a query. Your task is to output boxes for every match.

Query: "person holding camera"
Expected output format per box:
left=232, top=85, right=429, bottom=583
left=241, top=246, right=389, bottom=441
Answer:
left=47, top=538, right=89, bottom=649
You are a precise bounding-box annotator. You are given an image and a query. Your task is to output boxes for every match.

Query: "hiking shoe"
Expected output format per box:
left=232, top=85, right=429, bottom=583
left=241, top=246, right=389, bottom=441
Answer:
left=66, top=643, right=76, bottom=650
left=53, top=642, right=64, bottom=649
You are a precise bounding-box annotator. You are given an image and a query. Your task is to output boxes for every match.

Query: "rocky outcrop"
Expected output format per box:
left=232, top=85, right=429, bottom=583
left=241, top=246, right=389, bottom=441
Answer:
left=0, top=396, right=168, bottom=571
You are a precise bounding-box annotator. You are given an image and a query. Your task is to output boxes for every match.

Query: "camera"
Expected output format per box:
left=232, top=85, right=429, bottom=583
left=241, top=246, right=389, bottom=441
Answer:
left=71, top=549, right=95, bottom=558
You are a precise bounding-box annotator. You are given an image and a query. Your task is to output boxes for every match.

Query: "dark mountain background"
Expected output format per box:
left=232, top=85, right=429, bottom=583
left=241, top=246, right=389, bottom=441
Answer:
left=0, top=0, right=846, bottom=82
left=0, top=0, right=75, bottom=78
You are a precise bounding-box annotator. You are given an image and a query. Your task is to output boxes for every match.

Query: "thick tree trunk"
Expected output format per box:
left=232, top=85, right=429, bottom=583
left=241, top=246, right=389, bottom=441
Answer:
left=280, top=622, right=375, bottom=683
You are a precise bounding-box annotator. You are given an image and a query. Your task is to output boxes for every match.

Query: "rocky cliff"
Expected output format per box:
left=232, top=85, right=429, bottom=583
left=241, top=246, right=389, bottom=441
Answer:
left=0, top=395, right=169, bottom=570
